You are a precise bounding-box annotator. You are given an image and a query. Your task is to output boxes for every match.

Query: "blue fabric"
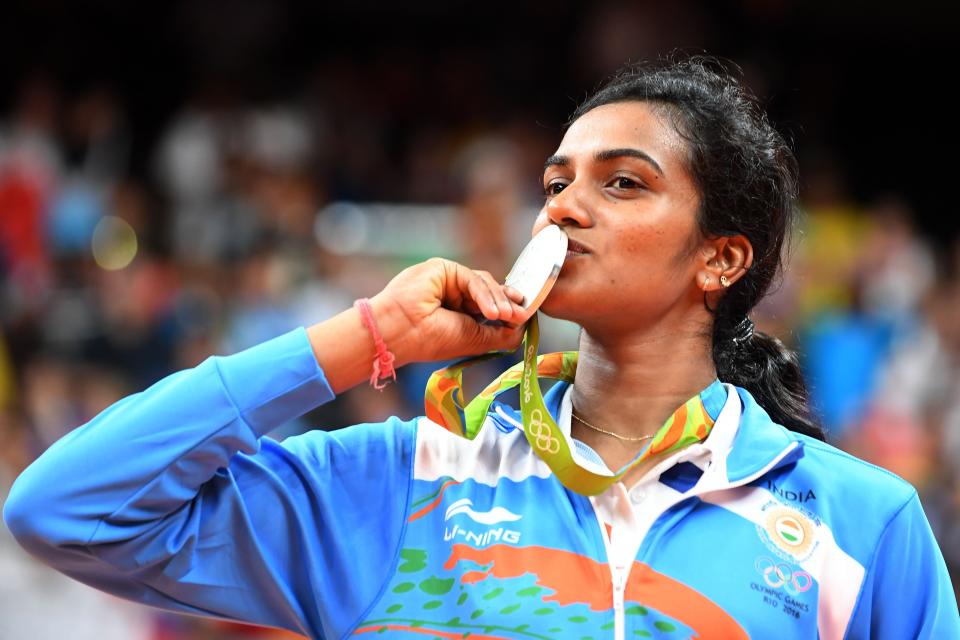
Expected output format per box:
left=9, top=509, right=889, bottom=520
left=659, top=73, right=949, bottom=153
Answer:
left=4, top=328, right=958, bottom=639
left=845, top=493, right=959, bottom=638
left=4, top=328, right=414, bottom=638
left=658, top=461, right=703, bottom=494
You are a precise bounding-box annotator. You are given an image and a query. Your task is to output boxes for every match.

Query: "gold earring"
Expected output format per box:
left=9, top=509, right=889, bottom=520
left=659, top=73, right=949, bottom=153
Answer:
left=720, top=275, right=730, bottom=287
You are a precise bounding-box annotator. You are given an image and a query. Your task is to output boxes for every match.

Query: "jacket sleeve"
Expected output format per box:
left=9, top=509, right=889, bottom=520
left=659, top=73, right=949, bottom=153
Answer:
left=2, top=327, right=416, bottom=639
left=846, top=491, right=960, bottom=639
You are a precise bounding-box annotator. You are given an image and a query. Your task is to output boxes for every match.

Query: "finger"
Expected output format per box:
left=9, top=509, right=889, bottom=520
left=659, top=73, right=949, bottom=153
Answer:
left=496, top=284, right=527, bottom=324
left=460, top=314, right=525, bottom=353
left=445, top=262, right=522, bottom=322
left=466, top=273, right=501, bottom=320
left=483, top=275, right=527, bottom=323
left=436, top=259, right=469, bottom=311
left=481, top=321, right=526, bottom=352
left=501, top=285, right=528, bottom=321
left=446, top=261, right=487, bottom=311
left=503, top=285, right=525, bottom=305
left=475, top=271, right=515, bottom=319
left=461, top=298, right=482, bottom=316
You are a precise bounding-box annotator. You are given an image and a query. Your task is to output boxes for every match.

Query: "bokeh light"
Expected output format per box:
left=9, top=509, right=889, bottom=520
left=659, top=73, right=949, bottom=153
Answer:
left=91, top=216, right=138, bottom=271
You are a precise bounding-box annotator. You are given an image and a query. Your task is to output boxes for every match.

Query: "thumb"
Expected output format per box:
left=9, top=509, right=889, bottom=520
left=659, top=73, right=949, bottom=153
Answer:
left=482, top=319, right=527, bottom=353
left=456, top=315, right=526, bottom=356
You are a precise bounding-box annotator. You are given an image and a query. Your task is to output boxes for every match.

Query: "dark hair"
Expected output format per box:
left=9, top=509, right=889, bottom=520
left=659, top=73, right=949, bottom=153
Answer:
left=570, top=55, right=825, bottom=442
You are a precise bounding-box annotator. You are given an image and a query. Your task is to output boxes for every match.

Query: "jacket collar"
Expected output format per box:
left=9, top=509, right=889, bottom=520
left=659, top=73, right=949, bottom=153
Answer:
left=538, top=379, right=804, bottom=485
left=723, top=385, right=805, bottom=482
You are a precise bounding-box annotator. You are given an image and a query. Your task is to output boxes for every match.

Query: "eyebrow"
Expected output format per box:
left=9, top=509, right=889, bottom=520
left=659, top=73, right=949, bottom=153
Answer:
left=543, top=148, right=664, bottom=178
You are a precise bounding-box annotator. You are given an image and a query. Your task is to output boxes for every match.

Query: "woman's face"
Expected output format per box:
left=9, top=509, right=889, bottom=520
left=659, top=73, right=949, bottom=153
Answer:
left=532, top=100, right=709, bottom=333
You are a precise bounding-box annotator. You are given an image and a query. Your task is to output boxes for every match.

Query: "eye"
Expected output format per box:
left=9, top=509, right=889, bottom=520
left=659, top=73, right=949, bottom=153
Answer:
left=543, top=181, right=567, bottom=197
left=611, top=176, right=644, bottom=190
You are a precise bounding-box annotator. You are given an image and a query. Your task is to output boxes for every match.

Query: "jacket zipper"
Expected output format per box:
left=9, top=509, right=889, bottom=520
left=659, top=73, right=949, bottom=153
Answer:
left=596, top=441, right=801, bottom=639
left=612, top=569, right=627, bottom=640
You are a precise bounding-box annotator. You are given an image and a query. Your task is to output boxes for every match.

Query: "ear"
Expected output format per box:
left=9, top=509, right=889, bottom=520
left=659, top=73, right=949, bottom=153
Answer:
left=696, top=235, right=754, bottom=292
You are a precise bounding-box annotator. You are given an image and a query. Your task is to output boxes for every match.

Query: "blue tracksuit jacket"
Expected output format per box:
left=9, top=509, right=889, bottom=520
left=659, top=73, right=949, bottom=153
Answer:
left=4, top=328, right=958, bottom=639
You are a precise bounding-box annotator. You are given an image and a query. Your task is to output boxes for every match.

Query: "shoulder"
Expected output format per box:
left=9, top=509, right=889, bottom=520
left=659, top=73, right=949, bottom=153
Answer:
left=410, top=404, right=552, bottom=488
left=735, top=384, right=917, bottom=505
left=794, top=433, right=916, bottom=502
left=785, top=432, right=920, bottom=555
left=275, top=416, right=420, bottom=468
left=733, top=385, right=917, bottom=530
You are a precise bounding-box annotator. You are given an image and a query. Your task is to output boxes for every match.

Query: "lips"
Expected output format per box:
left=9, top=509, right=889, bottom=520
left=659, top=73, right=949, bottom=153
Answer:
left=566, top=238, right=590, bottom=255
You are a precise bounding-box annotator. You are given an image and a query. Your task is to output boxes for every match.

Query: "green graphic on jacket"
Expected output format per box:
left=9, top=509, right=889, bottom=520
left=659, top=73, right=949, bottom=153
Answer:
left=354, top=545, right=747, bottom=638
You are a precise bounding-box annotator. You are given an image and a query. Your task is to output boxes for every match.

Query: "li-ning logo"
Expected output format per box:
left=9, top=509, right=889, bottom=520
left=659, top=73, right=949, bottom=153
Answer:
left=443, top=498, right=522, bottom=546
left=754, top=556, right=813, bottom=595
left=444, top=498, right=521, bottom=525
left=528, top=409, right=560, bottom=454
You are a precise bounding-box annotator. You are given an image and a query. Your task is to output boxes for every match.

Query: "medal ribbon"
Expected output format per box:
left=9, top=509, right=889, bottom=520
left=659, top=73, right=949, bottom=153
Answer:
left=424, top=313, right=716, bottom=496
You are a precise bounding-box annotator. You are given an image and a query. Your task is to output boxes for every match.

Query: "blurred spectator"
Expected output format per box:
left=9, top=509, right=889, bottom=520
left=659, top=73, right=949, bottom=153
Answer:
left=0, top=75, right=61, bottom=323
left=858, top=195, right=936, bottom=329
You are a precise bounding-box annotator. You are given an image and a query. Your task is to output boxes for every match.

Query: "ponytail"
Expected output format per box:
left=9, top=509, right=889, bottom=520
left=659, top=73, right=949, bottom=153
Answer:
left=713, top=313, right=825, bottom=441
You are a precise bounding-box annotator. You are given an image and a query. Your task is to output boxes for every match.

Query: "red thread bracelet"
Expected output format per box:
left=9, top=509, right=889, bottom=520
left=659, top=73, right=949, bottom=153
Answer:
left=354, top=298, right=397, bottom=390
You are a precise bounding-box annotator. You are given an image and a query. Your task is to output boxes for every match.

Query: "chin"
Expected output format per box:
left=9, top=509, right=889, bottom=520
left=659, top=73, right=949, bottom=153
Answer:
left=538, top=288, right=581, bottom=323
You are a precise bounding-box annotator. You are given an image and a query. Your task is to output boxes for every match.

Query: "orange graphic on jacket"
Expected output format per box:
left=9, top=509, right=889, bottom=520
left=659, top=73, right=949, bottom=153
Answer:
left=445, top=544, right=747, bottom=639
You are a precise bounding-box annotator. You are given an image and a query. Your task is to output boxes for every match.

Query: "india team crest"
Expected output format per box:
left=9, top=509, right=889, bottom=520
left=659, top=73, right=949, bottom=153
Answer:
left=757, top=501, right=819, bottom=563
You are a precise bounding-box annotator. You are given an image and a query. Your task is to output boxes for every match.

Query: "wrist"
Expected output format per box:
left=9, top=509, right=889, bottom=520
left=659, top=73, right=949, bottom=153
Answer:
left=367, top=293, right=417, bottom=367
left=306, top=298, right=412, bottom=395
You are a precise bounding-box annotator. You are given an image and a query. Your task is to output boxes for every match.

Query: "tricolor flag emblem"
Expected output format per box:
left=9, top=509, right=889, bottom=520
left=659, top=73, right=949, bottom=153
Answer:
left=775, top=516, right=805, bottom=546
left=761, top=504, right=816, bottom=560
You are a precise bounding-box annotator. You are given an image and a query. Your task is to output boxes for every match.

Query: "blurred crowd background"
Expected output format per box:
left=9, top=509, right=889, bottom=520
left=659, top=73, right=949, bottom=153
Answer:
left=1, top=1, right=957, bottom=638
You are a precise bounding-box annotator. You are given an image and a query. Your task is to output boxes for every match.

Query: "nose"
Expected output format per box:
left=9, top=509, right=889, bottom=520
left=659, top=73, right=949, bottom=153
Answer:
left=545, top=183, right=592, bottom=229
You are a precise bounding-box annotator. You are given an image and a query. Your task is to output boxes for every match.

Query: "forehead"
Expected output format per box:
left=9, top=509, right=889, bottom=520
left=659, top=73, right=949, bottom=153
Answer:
left=556, top=101, right=689, bottom=173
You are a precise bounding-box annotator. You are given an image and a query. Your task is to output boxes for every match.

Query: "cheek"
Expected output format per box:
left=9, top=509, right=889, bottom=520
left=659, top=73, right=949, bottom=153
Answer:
left=611, top=224, right=695, bottom=282
left=615, top=224, right=658, bottom=258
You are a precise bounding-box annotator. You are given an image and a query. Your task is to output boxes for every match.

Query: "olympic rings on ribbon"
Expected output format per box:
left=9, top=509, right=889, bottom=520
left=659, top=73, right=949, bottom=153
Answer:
left=528, top=409, right=560, bottom=454
left=754, top=556, right=813, bottom=594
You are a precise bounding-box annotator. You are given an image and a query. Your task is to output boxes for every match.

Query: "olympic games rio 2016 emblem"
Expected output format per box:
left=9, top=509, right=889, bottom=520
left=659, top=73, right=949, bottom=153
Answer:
left=754, top=556, right=813, bottom=595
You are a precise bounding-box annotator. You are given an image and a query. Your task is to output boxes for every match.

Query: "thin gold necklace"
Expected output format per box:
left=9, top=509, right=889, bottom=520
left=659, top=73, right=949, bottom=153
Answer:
left=571, top=409, right=656, bottom=443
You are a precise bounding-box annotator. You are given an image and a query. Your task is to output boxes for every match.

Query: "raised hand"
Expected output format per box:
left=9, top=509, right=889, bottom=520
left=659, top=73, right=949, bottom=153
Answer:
left=308, top=258, right=526, bottom=393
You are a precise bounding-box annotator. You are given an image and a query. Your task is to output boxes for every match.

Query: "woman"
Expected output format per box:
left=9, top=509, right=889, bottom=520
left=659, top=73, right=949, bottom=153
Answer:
left=5, top=57, right=957, bottom=639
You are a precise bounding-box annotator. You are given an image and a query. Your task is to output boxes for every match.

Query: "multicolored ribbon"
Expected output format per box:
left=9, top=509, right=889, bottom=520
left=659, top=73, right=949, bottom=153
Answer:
left=424, top=314, right=716, bottom=495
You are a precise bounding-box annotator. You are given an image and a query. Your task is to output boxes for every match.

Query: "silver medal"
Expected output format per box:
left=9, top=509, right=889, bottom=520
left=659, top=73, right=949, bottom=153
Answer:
left=504, top=225, right=568, bottom=321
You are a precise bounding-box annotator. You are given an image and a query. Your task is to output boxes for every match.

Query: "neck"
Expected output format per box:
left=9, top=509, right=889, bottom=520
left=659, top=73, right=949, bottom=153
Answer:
left=570, top=317, right=717, bottom=447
